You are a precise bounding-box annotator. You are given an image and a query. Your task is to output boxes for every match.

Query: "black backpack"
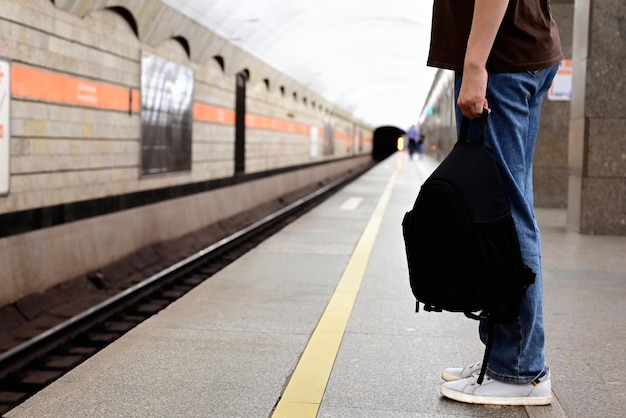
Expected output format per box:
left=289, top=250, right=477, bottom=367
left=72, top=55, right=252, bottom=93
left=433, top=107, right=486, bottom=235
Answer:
left=401, top=114, right=535, bottom=383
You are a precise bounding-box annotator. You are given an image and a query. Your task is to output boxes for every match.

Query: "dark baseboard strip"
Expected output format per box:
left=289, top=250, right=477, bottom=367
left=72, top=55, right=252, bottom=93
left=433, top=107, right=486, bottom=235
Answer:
left=0, top=157, right=365, bottom=239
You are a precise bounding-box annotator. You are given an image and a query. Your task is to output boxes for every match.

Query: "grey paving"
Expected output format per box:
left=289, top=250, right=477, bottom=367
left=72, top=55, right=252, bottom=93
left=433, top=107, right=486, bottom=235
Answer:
left=7, top=153, right=626, bottom=417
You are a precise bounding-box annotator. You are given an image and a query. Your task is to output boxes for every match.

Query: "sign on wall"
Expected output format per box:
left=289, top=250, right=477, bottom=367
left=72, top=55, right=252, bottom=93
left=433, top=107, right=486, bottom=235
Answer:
left=309, top=126, right=319, bottom=158
left=0, top=58, right=9, bottom=195
left=140, top=52, right=193, bottom=175
left=548, top=59, right=572, bottom=101
left=323, top=120, right=335, bottom=156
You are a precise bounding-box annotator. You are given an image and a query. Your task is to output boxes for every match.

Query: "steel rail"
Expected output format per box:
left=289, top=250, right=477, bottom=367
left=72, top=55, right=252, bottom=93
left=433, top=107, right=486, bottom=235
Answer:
left=0, top=167, right=366, bottom=381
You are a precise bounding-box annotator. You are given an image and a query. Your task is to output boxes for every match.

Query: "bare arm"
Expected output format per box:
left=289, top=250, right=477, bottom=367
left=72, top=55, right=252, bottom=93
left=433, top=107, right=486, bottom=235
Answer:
left=458, top=0, right=510, bottom=119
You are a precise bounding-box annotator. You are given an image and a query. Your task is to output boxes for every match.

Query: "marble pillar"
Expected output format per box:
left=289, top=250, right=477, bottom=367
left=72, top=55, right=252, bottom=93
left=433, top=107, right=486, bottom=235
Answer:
left=568, top=0, right=626, bottom=234
left=534, top=0, right=574, bottom=209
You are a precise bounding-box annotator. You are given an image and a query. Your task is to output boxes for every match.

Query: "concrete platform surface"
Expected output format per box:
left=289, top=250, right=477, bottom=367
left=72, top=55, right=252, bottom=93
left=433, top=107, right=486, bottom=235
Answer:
left=6, top=152, right=626, bottom=418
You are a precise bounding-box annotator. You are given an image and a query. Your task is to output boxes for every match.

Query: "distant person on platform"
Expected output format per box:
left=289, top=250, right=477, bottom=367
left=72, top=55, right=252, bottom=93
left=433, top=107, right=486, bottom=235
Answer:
left=416, top=132, right=425, bottom=159
left=406, top=125, right=419, bottom=159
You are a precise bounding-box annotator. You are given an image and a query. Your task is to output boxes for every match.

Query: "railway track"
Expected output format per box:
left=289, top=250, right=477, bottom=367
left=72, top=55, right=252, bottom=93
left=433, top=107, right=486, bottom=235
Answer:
left=0, top=166, right=369, bottom=416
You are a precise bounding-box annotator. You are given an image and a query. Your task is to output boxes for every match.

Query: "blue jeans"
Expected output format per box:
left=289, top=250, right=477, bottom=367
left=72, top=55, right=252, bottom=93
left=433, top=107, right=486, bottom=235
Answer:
left=454, top=65, right=559, bottom=384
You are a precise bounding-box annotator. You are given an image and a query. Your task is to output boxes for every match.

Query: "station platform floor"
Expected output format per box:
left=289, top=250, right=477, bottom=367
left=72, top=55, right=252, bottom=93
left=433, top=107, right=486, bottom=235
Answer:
left=6, top=152, right=626, bottom=418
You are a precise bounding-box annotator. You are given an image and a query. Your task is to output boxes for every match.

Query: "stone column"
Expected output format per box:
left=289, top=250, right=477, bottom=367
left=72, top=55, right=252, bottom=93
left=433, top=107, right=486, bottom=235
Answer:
left=568, top=0, right=626, bottom=235
left=534, top=0, right=574, bottom=208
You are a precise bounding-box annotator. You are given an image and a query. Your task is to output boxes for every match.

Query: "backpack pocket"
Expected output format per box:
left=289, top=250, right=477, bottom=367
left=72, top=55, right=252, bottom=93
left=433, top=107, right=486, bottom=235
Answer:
left=403, top=180, right=480, bottom=313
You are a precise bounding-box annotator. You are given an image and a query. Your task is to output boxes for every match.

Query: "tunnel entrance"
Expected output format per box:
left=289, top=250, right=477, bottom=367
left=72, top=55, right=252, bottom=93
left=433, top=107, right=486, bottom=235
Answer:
left=372, top=126, right=404, bottom=161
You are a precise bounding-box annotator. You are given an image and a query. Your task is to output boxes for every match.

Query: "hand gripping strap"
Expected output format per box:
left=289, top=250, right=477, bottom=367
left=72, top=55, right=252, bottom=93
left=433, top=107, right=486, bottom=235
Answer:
left=459, top=108, right=489, bottom=144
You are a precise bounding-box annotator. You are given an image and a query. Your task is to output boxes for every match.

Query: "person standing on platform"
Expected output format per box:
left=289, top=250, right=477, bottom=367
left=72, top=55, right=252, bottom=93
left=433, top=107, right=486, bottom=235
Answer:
left=406, top=124, right=419, bottom=159
left=415, top=133, right=425, bottom=159
left=427, top=0, right=563, bottom=406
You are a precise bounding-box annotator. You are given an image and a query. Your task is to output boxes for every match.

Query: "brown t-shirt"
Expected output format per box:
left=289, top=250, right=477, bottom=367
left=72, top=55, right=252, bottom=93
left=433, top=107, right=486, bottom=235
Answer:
left=427, top=0, right=563, bottom=73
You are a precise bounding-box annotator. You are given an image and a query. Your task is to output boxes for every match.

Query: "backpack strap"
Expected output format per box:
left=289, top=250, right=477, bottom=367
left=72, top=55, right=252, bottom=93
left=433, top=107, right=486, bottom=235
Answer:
left=477, top=318, right=495, bottom=384
left=459, top=108, right=489, bottom=144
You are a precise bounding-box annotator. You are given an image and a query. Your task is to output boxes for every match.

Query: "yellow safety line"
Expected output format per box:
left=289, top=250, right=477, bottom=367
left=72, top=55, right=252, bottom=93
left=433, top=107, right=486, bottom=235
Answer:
left=272, top=170, right=399, bottom=418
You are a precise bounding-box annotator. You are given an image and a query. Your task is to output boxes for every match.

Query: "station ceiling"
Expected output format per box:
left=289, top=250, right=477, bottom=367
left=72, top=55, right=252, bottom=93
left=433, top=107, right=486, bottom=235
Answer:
left=160, top=0, right=437, bottom=129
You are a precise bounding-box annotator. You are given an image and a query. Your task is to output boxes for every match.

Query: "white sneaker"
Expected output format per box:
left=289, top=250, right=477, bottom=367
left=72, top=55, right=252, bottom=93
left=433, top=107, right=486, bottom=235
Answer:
left=439, top=372, right=553, bottom=406
left=441, top=361, right=482, bottom=382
